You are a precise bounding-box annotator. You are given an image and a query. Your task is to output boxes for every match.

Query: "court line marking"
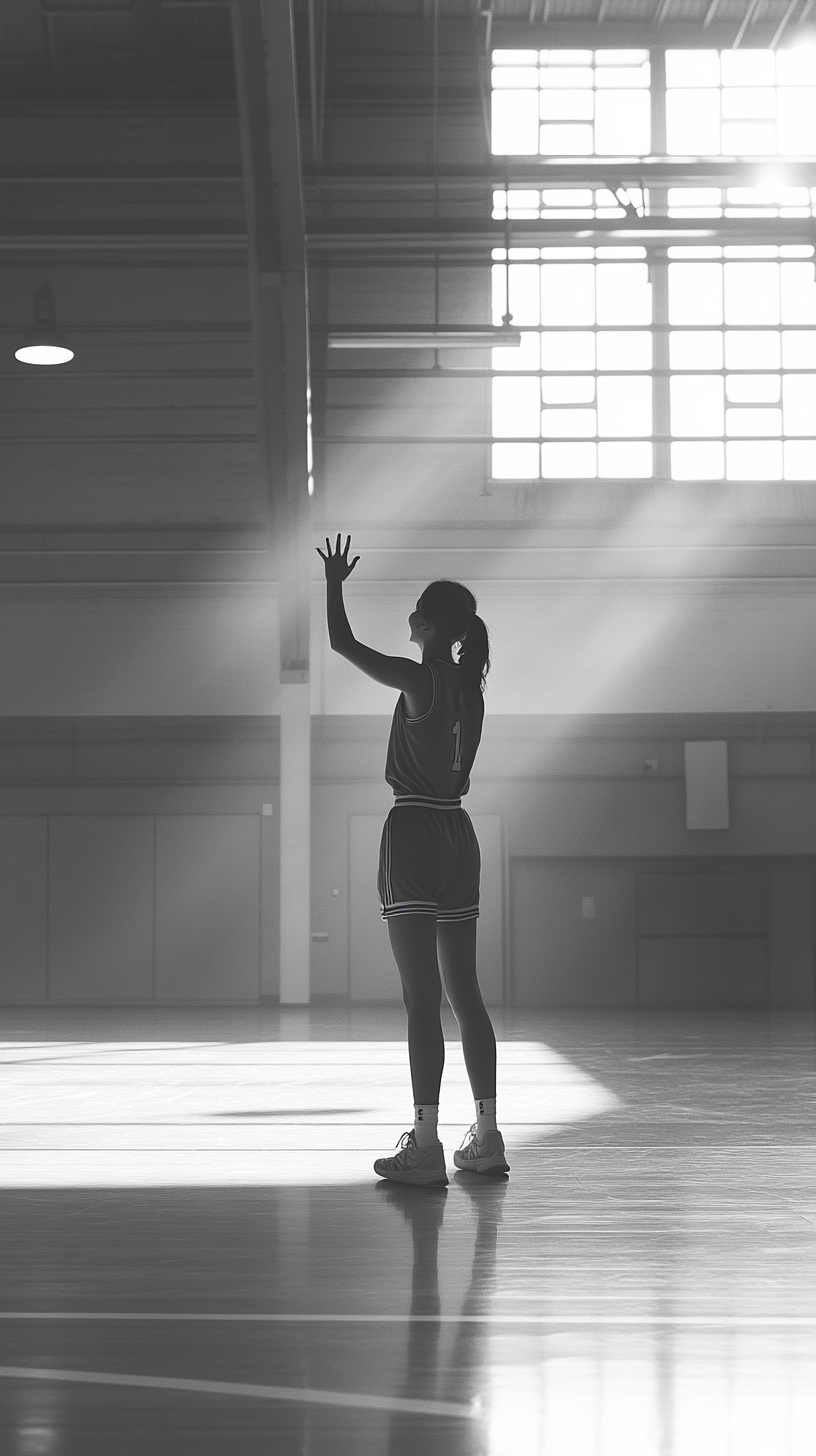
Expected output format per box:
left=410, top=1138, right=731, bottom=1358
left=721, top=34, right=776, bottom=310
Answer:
left=1, top=1313, right=815, bottom=1327
left=0, top=1366, right=477, bottom=1419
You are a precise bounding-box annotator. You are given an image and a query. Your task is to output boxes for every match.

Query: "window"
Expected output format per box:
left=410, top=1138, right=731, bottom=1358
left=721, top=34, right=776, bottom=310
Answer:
left=491, top=248, right=654, bottom=481
left=668, top=245, right=816, bottom=480
left=665, top=47, right=816, bottom=157
left=490, top=45, right=816, bottom=482
left=492, top=49, right=651, bottom=156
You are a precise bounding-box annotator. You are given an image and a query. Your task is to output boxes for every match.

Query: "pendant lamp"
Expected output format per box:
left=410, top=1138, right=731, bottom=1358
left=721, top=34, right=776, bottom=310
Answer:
left=15, top=285, right=74, bottom=366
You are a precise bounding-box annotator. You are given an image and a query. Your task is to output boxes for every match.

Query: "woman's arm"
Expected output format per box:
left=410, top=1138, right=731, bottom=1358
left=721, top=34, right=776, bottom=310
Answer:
left=317, top=535, right=427, bottom=696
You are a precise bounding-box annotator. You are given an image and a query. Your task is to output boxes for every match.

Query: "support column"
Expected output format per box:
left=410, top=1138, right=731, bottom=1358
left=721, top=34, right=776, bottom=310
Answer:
left=280, top=676, right=311, bottom=1004
left=232, top=0, right=312, bottom=1004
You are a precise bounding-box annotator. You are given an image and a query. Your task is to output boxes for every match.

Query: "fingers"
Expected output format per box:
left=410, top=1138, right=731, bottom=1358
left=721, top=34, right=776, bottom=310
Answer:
left=316, top=536, right=356, bottom=566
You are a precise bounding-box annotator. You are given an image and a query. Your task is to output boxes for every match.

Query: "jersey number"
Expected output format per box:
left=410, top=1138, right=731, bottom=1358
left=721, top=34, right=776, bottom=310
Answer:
left=451, top=719, right=462, bottom=773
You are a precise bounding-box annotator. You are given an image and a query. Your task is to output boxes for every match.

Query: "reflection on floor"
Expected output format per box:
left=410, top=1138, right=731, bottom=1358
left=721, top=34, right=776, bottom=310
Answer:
left=0, top=1006, right=814, bottom=1454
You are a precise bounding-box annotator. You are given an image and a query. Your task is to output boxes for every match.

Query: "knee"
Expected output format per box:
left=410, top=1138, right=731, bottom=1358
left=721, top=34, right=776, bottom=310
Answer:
left=401, top=981, right=442, bottom=1020
left=447, top=983, right=490, bottom=1026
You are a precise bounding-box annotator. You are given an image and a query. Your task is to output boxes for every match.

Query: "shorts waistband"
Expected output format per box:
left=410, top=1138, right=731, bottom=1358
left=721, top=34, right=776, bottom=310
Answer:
left=393, top=795, right=462, bottom=810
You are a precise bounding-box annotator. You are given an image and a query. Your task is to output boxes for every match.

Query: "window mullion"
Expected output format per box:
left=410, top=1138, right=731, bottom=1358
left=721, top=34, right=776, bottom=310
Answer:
left=651, top=249, right=671, bottom=481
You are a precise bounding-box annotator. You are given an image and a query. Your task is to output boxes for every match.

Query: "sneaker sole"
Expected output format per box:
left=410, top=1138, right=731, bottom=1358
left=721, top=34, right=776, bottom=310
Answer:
left=373, top=1164, right=449, bottom=1187
left=453, top=1153, right=510, bottom=1175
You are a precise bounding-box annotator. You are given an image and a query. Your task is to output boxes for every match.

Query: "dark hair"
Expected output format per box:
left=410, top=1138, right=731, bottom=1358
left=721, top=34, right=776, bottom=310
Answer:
left=418, top=579, right=490, bottom=705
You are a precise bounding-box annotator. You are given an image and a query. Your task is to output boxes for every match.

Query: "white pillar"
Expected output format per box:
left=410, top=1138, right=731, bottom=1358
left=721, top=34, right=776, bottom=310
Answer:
left=280, top=674, right=311, bottom=1004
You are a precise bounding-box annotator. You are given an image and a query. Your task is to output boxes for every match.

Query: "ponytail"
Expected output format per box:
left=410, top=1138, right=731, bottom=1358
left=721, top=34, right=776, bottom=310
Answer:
left=418, top=579, right=491, bottom=708
left=457, top=612, right=490, bottom=704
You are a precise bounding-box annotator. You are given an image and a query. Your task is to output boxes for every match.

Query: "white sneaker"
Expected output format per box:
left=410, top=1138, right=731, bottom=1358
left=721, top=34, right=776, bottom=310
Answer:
left=374, top=1130, right=448, bottom=1187
left=453, top=1125, right=509, bottom=1175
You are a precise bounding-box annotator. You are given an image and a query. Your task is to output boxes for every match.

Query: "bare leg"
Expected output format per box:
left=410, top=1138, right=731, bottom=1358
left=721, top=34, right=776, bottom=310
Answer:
left=436, top=919, right=496, bottom=1100
left=387, top=914, right=445, bottom=1105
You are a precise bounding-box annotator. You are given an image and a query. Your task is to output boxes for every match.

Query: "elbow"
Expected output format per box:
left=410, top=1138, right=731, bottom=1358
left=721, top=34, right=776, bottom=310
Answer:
left=330, top=635, right=355, bottom=658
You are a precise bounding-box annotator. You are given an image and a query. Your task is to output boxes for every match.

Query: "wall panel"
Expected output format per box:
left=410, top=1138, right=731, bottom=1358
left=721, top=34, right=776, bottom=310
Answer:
left=511, top=860, right=638, bottom=1008
left=48, top=815, right=154, bottom=1002
left=0, top=817, right=47, bottom=1003
left=154, top=815, right=260, bottom=1003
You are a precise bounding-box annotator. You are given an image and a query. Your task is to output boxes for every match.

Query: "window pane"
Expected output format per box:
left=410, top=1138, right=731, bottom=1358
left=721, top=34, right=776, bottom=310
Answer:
left=781, top=263, right=816, bottom=324
left=782, top=374, right=816, bottom=434
left=721, top=49, right=776, bottom=86
left=596, top=263, right=651, bottom=324
left=492, top=376, right=541, bottom=436
left=540, top=49, right=593, bottom=64
left=726, top=440, right=783, bottom=478
left=492, top=66, right=540, bottom=88
left=668, top=263, right=723, bottom=324
left=541, top=442, right=597, bottom=477
left=492, top=91, right=540, bottom=154
left=540, top=66, right=594, bottom=88
left=493, top=331, right=541, bottom=371
left=540, top=123, right=593, bottom=153
left=784, top=440, right=816, bottom=479
left=541, top=264, right=595, bottom=324
left=595, top=49, right=649, bottom=64
left=541, top=331, right=595, bottom=369
left=666, top=91, right=720, bottom=154
left=726, top=375, right=781, bottom=402
left=540, top=91, right=594, bottom=119
left=543, top=188, right=593, bottom=206
left=594, top=66, right=650, bottom=89
left=782, top=331, right=816, bottom=368
left=776, top=47, right=816, bottom=85
left=721, top=121, right=776, bottom=154
left=724, top=331, right=781, bottom=369
left=778, top=89, right=816, bottom=158
left=666, top=51, right=720, bottom=87
left=594, top=90, right=651, bottom=153
left=725, top=407, right=782, bottom=435
left=492, top=442, right=539, bottom=479
left=670, top=331, right=724, bottom=369
left=671, top=441, right=725, bottom=478
left=669, top=187, right=722, bottom=208
left=724, top=263, right=779, bottom=324
left=542, top=408, right=596, bottom=436
left=721, top=87, right=777, bottom=119
left=492, top=49, right=539, bottom=64
left=541, top=376, right=595, bottom=403
left=596, top=331, right=652, bottom=369
left=505, top=189, right=541, bottom=213
left=671, top=376, right=724, bottom=435
left=599, top=442, right=653, bottom=476
left=597, top=376, right=652, bottom=436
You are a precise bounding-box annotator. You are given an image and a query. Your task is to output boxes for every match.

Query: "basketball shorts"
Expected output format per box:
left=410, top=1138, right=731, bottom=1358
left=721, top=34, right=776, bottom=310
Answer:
left=377, top=795, right=480, bottom=923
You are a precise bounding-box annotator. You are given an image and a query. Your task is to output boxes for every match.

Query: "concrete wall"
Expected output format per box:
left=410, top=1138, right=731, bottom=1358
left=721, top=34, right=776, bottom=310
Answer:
left=0, top=712, right=812, bottom=1008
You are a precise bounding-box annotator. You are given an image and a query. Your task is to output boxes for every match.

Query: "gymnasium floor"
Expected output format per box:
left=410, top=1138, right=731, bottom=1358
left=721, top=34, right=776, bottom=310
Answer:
left=0, top=1005, right=814, bottom=1455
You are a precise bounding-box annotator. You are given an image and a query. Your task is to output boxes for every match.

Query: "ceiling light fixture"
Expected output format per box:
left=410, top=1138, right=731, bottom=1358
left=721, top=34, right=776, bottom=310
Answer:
left=15, top=285, right=74, bottom=366
left=327, top=324, right=521, bottom=349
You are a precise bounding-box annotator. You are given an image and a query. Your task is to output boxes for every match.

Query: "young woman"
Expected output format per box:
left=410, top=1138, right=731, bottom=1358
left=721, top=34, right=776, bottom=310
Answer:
left=316, top=533, right=509, bottom=1187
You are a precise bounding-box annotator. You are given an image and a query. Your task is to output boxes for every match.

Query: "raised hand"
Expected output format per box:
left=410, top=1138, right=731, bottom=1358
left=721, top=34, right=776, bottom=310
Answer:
left=316, top=533, right=360, bottom=583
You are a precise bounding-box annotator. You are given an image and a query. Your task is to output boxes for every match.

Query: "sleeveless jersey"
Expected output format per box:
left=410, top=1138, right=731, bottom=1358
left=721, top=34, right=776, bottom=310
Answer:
left=385, top=659, right=484, bottom=800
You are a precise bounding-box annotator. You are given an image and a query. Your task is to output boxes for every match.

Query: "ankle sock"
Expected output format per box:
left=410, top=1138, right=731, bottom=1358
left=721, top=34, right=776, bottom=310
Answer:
left=474, top=1096, right=497, bottom=1138
left=413, top=1104, right=439, bottom=1148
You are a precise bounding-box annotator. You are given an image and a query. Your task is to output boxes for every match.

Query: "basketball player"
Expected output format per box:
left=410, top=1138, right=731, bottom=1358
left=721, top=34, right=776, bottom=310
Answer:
left=317, top=534, right=509, bottom=1187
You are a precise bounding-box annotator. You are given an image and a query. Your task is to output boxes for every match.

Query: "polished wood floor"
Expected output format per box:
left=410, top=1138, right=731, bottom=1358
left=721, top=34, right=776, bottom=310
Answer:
left=0, top=1004, right=814, bottom=1454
